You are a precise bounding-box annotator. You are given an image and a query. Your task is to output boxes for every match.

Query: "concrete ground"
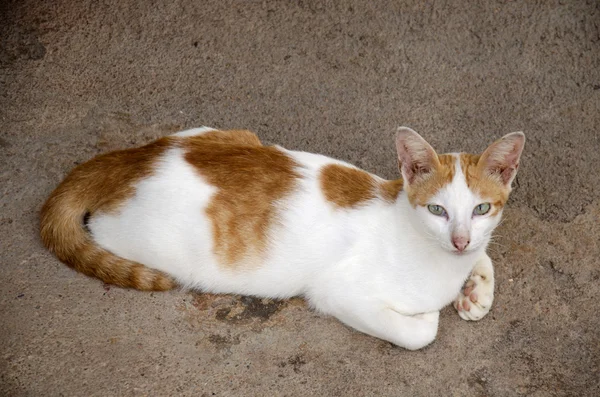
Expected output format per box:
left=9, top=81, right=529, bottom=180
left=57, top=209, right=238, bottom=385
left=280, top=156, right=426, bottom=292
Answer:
left=1, top=0, right=599, bottom=395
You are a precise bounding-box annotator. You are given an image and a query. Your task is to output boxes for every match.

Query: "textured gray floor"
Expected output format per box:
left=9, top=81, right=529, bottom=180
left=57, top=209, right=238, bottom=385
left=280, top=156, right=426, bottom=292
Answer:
left=1, top=1, right=599, bottom=396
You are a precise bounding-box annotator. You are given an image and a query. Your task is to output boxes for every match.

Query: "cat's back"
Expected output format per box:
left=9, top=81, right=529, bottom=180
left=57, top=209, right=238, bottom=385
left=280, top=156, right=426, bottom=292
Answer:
left=86, top=129, right=326, bottom=287
left=87, top=128, right=401, bottom=294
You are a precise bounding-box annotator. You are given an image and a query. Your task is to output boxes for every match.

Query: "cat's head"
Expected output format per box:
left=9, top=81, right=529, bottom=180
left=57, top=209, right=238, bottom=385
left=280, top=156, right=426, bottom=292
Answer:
left=395, top=127, right=525, bottom=255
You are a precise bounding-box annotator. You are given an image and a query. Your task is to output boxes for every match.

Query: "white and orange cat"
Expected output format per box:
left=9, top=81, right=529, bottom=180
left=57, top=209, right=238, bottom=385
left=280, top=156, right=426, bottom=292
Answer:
left=41, top=126, right=524, bottom=350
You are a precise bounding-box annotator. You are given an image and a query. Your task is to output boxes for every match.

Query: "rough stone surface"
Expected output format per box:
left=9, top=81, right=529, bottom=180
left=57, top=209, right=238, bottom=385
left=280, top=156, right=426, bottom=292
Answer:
left=1, top=1, right=599, bottom=396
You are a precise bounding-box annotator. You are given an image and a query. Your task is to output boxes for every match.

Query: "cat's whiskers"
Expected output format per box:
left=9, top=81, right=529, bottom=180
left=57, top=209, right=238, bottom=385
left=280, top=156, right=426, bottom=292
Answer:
left=484, top=237, right=506, bottom=257
left=421, top=231, right=442, bottom=246
left=414, top=238, right=443, bottom=251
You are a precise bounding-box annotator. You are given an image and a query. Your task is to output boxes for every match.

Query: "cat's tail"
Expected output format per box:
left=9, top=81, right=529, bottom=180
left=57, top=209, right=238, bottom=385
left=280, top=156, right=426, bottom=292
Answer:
left=40, top=166, right=176, bottom=291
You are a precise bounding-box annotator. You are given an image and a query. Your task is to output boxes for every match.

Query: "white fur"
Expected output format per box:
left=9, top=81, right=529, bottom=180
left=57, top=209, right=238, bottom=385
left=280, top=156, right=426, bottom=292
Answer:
left=89, top=130, right=503, bottom=350
left=171, top=126, right=217, bottom=137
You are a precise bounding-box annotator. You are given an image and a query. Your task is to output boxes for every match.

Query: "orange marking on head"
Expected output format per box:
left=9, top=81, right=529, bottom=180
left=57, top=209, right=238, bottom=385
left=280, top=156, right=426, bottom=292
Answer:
left=460, top=153, right=509, bottom=216
left=395, top=127, right=455, bottom=207
left=395, top=127, right=524, bottom=213
left=405, top=154, right=456, bottom=207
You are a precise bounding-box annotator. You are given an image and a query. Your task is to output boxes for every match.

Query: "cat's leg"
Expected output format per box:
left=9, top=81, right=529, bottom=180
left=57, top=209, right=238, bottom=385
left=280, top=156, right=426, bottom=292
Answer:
left=327, top=302, right=440, bottom=350
left=454, top=252, right=494, bottom=321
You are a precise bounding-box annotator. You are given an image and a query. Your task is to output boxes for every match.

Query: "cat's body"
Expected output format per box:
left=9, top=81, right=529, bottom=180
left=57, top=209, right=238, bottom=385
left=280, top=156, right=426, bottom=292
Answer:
left=41, top=127, right=524, bottom=350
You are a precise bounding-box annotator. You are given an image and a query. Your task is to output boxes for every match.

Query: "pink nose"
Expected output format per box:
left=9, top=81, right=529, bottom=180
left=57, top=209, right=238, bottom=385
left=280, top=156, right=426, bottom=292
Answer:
left=452, top=236, right=470, bottom=252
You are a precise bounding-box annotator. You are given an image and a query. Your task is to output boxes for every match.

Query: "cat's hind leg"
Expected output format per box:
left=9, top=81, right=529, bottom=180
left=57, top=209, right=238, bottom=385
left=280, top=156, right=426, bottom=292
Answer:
left=454, top=253, right=494, bottom=321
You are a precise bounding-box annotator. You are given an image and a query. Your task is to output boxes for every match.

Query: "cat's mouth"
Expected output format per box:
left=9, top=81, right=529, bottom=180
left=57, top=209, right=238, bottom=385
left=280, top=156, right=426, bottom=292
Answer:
left=444, top=244, right=475, bottom=256
left=443, top=244, right=471, bottom=255
left=450, top=245, right=479, bottom=256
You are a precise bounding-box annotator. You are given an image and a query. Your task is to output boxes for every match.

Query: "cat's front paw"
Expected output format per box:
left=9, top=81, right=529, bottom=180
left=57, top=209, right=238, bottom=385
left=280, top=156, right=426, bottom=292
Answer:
left=453, top=262, right=494, bottom=321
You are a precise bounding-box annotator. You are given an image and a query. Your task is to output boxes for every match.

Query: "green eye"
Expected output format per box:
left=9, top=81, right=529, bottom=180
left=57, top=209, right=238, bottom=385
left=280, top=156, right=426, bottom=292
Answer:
left=473, top=203, right=491, bottom=216
left=427, top=204, right=447, bottom=217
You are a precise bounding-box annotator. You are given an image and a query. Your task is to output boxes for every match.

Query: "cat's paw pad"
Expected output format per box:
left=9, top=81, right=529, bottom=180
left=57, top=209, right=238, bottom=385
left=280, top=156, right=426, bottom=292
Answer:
left=453, top=268, right=494, bottom=321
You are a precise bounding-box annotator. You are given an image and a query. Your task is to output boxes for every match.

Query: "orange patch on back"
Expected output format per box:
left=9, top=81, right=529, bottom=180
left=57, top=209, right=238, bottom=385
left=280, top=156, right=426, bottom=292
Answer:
left=320, top=164, right=404, bottom=208
left=405, top=154, right=456, bottom=206
left=320, top=164, right=377, bottom=208
left=379, top=179, right=404, bottom=203
left=184, top=133, right=299, bottom=268
left=188, top=129, right=263, bottom=147
left=460, top=153, right=509, bottom=215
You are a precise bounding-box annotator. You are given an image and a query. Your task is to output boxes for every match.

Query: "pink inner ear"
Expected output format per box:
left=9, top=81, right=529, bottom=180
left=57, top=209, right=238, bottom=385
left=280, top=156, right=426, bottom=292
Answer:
left=398, top=142, right=428, bottom=183
left=395, top=129, right=438, bottom=185
left=499, top=165, right=517, bottom=185
left=483, top=134, right=525, bottom=186
left=503, top=143, right=521, bottom=168
left=399, top=150, right=435, bottom=185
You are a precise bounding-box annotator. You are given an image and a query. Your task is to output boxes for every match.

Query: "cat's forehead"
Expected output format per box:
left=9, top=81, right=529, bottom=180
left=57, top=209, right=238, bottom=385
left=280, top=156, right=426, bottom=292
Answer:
left=406, top=153, right=457, bottom=205
left=456, top=152, right=510, bottom=209
left=407, top=153, right=509, bottom=207
left=435, top=154, right=479, bottom=205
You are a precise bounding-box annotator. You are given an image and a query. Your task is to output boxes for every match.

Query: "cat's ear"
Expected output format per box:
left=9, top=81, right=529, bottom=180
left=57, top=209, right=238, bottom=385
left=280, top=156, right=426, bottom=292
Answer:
left=395, top=127, right=439, bottom=184
left=479, top=132, right=525, bottom=187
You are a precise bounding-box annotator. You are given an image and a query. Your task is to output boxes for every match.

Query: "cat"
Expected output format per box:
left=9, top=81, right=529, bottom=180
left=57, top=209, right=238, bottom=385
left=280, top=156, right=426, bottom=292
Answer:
left=40, top=126, right=525, bottom=350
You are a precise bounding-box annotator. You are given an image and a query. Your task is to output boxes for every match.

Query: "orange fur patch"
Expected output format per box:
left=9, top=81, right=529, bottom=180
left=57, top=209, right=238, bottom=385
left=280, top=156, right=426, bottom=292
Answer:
left=78, top=138, right=174, bottom=212
left=40, top=137, right=177, bottom=291
left=320, top=164, right=403, bottom=208
left=188, top=129, right=263, bottom=147
left=460, top=153, right=509, bottom=216
left=320, top=164, right=377, bottom=208
left=379, top=179, right=404, bottom=203
left=184, top=132, right=299, bottom=268
left=405, top=154, right=456, bottom=206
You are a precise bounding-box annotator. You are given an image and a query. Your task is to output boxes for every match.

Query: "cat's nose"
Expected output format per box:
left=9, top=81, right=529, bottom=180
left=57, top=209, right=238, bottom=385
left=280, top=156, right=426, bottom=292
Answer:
left=452, top=236, right=470, bottom=252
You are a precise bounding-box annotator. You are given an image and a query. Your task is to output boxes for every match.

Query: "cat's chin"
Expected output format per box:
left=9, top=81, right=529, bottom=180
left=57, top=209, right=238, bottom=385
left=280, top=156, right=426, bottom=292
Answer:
left=449, top=248, right=477, bottom=257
